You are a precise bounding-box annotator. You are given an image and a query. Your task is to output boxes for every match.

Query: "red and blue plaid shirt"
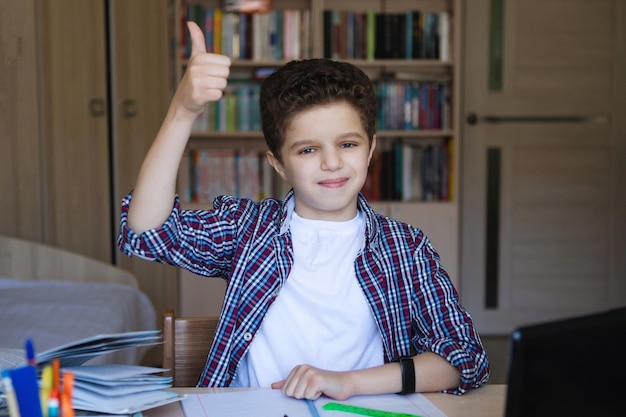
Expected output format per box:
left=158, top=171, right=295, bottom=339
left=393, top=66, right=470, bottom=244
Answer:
left=118, top=190, right=489, bottom=394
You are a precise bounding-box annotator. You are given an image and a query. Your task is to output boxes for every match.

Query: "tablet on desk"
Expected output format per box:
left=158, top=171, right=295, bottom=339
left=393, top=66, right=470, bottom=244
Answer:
left=504, top=306, right=626, bottom=417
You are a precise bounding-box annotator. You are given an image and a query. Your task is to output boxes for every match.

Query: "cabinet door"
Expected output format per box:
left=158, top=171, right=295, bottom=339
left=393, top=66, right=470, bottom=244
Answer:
left=461, top=0, right=626, bottom=334
left=0, top=1, right=44, bottom=241
left=111, top=0, right=179, bottom=324
left=41, top=0, right=112, bottom=262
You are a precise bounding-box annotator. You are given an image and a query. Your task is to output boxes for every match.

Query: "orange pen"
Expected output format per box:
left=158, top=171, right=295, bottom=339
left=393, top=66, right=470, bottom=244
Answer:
left=49, top=359, right=62, bottom=417
left=60, top=371, right=75, bottom=417
left=52, top=359, right=60, bottom=393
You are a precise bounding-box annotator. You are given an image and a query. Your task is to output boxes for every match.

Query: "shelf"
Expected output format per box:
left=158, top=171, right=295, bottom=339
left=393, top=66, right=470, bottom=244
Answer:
left=189, top=130, right=455, bottom=141
left=344, top=59, right=453, bottom=69
left=183, top=58, right=454, bottom=68
left=378, top=129, right=455, bottom=138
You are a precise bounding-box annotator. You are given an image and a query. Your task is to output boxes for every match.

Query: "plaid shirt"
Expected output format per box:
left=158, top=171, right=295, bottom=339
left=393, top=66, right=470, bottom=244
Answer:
left=118, top=190, right=489, bottom=394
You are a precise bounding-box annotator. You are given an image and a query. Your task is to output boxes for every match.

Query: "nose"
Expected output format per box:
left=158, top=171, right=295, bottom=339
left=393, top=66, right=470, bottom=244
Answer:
left=320, top=148, right=342, bottom=171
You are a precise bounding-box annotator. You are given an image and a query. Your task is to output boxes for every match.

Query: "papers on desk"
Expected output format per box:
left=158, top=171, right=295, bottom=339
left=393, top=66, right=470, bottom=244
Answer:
left=181, top=388, right=448, bottom=417
left=0, top=332, right=177, bottom=415
left=0, top=330, right=162, bottom=370
left=36, top=330, right=162, bottom=367
left=0, top=349, right=24, bottom=371
left=63, top=365, right=184, bottom=414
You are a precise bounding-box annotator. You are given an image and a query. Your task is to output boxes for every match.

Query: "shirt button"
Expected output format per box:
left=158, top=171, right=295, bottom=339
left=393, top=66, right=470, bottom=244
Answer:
left=225, top=373, right=230, bottom=380
left=243, top=332, right=253, bottom=342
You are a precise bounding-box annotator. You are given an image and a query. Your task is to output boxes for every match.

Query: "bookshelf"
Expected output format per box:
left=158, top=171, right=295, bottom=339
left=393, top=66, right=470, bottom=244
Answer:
left=174, top=0, right=462, bottom=311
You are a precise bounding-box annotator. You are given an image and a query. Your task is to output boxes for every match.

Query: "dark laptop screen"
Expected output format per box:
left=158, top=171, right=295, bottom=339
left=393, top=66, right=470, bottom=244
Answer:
left=505, top=307, right=626, bottom=417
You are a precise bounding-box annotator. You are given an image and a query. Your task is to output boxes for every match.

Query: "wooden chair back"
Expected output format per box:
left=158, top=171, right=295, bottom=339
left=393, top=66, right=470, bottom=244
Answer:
left=162, top=310, right=219, bottom=387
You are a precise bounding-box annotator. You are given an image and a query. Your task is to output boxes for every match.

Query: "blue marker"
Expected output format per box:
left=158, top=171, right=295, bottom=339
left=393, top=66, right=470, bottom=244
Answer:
left=25, top=339, right=37, bottom=367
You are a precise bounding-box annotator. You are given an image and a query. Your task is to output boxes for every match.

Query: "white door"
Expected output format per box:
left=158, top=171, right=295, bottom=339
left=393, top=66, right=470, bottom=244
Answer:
left=460, top=0, right=626, bottom=334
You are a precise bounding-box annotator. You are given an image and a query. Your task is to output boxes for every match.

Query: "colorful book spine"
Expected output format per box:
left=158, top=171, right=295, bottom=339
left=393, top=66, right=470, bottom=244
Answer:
left=186, top=149, right=288, bottom=203
left=322, top=9, right=448, bottom=60
left=361, top=139, right=452, bottom=202
left=183, top=4, right=312, bottom=61
left=374, top=79, right=450, bottom=131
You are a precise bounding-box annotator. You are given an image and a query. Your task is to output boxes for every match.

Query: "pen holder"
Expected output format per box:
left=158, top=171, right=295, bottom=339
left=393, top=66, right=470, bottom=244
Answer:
left=10, top=365, right=44, bottom=417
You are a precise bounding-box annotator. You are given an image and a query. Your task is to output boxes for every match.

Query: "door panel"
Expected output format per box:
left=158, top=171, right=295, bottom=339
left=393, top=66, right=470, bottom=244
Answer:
left=0, top=1, right=43, bottom=241
left=461, top=0, right=625, bottom=334
left=41, top=0, right=112, bottom=262
left=487, top=0, right=614, bottom=114
left=110, top=0, right=179, bottom=323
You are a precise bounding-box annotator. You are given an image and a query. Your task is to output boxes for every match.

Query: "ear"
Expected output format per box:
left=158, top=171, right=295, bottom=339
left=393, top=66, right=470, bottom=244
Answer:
left=266, top=151, right=288, bottom=181
left=367, top=135, right=377, bottom=165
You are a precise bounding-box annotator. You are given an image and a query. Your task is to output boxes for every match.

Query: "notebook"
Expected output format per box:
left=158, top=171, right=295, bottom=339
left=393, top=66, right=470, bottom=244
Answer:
left=504, top=307, right=626, bottom=417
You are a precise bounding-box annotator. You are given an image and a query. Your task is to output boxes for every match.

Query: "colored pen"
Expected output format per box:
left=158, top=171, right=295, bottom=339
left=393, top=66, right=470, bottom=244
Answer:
left=50, top=359, right=61, bottom=417
left=61, top=371, right=75, bottom=417
left=25, top=339, right=37, bottom=367
left=40, top=364, right=53, bottom=417
left=322, top=402, right=424, bottom=417
left=1, top=369, right=21, bottom=417
left=47, top=388, right=60, bottom=417
left=52, top=358, right=61, bottom=392
left=306, top=399, right=321, bottom=417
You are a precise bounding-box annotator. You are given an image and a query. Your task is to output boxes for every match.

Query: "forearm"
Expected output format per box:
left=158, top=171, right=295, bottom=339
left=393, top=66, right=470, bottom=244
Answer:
left=275, top=353, right=461, bottom=400
left=349, top=352, right=460, bottom=397
left=127, top=104, right=196, bottom=234
left=127, top=21, right=230, bottom=235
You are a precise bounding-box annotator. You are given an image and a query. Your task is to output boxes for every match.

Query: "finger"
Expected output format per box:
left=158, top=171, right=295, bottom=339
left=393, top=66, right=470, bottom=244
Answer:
left=192, top=52, right=232, bottom=70
left=271, top=380, right=285, bottom=390
left=283, top=366, right=317, bottom=399
left=187, top=21, right=206, bottom=56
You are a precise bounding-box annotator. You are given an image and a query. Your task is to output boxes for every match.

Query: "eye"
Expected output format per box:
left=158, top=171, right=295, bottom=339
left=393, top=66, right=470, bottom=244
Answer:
left=298, top=147, right=316, bottom=155
left=340, top=142, right=358, bottom=149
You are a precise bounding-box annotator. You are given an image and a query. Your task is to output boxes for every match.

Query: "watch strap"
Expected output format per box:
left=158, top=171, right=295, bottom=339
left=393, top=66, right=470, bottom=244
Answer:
left=395, top=356, right=415, bottom=395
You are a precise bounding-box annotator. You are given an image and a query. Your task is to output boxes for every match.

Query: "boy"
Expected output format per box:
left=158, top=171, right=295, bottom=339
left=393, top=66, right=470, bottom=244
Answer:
left=118, top=22, right=489, bottom=400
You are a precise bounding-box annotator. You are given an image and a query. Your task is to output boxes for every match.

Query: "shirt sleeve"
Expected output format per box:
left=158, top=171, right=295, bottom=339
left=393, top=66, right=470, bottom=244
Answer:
left=116, top=192, right=239, bottom=278
left=411, top=235, right=490, bottom=394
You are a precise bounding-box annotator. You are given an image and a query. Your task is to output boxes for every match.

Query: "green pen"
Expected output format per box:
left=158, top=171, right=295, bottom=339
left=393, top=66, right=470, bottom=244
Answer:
left=322, top=402, right=425, bottom=417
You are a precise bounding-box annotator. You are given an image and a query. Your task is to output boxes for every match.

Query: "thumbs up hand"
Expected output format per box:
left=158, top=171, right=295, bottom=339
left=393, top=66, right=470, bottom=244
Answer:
left=172, top=21, right=231, bottom=118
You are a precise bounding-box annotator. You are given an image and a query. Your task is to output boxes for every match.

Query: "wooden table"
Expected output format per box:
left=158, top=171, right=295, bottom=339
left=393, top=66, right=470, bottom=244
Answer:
left=145, top=384, right=506, bottom=417
left=424, top=384, right=505, bottom=417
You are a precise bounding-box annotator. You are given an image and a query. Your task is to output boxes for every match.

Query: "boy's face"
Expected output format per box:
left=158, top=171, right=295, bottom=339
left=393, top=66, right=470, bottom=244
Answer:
left=267, top=102, right=376, bottom=221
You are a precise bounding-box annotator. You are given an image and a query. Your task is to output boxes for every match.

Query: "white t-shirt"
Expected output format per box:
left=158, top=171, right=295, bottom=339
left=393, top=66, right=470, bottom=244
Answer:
left=232, top=211, right=384, bottom=387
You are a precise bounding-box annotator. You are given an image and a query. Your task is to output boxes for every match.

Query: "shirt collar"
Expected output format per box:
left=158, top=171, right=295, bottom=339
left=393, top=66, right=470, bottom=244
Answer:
left=278, top=189, right=295, bottom=235
left=277, top=190, right=380, bottom=248
left=357, top=193, right=380, bottom=250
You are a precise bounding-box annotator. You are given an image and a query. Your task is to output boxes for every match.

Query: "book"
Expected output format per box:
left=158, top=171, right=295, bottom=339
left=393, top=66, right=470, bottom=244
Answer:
left=65, top=365, right=183, bottom=414
left=0, top=331, right=177, bottom=414
left=361, top=139, right=451, bottom=202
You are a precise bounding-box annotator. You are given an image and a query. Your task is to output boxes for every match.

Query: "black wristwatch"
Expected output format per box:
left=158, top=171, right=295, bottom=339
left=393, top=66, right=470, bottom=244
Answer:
left=395, top=356, right=416, bottom=395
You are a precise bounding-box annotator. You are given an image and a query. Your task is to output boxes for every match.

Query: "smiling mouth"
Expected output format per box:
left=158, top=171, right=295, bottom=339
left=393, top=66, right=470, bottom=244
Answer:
left=318, top=178, right=349, bottom=188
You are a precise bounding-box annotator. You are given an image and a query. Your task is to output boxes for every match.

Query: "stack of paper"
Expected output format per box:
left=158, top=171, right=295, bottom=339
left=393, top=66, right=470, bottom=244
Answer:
left=65, top=365, right=184, bottom=414
left=36, top=330, right=162, bottom=367
left=0, top=330, right=162, bottom=371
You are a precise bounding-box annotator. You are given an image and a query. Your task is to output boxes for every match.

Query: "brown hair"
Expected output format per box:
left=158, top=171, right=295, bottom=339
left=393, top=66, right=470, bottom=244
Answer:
left=260, top=59, right=377, bottom=163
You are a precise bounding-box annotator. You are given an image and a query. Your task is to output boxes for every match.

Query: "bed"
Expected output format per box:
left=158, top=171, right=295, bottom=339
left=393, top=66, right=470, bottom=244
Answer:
left=0, top=235, right=157, bottom=366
